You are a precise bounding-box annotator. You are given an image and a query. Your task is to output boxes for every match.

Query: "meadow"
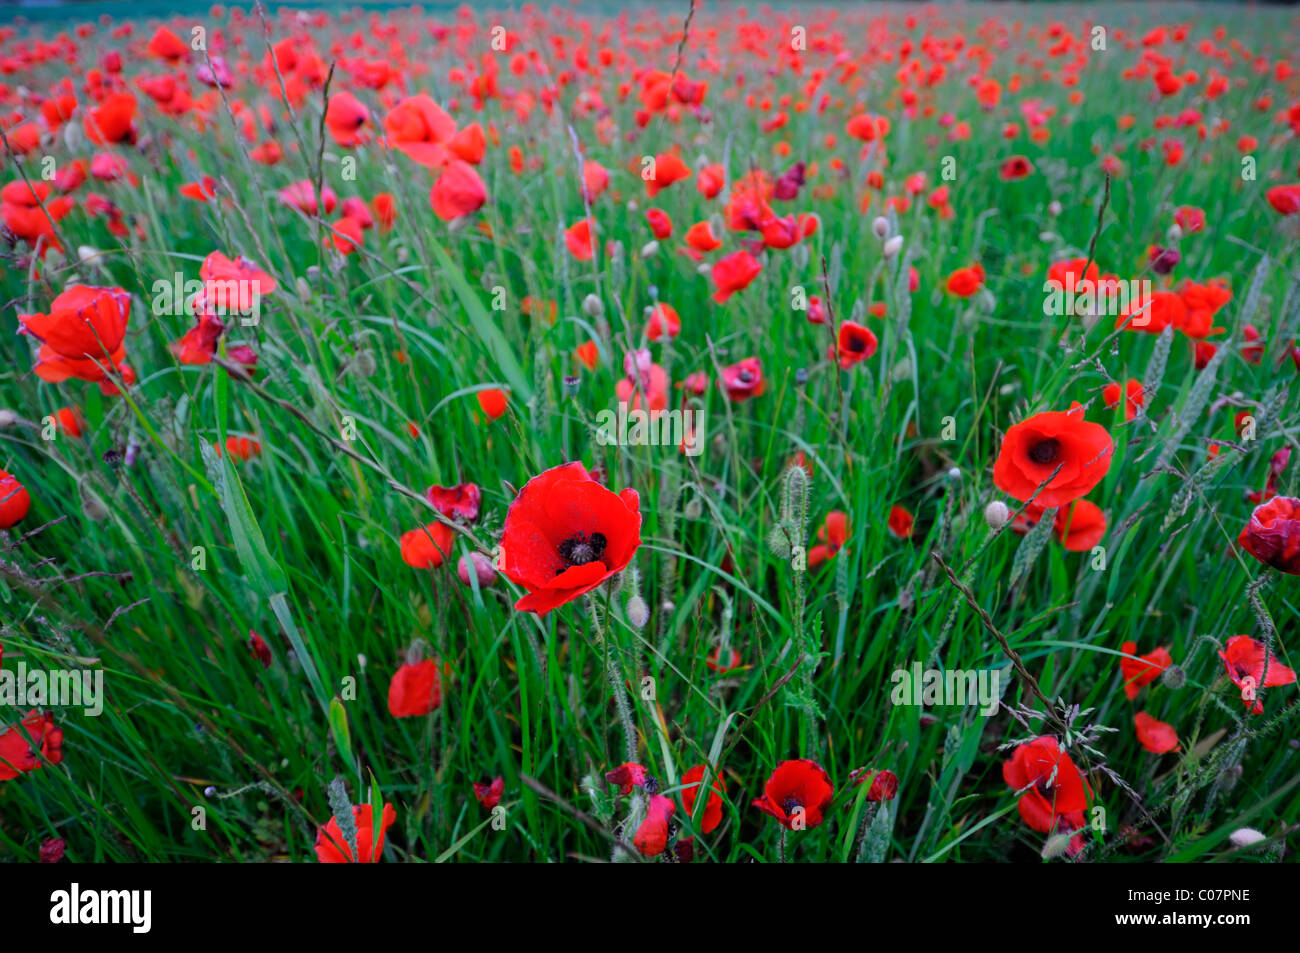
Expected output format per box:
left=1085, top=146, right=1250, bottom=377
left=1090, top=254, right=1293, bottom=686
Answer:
left=0, top=1, right=1298, bottom=864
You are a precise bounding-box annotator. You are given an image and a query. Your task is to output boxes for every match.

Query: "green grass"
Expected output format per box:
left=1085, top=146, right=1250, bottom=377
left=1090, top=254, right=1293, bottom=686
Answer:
left=0, top=1, right=1297, bottom=863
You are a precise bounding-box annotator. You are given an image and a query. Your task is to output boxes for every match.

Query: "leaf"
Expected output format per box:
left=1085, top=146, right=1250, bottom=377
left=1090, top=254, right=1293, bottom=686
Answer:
left=428, top=239, right=532, bottom=401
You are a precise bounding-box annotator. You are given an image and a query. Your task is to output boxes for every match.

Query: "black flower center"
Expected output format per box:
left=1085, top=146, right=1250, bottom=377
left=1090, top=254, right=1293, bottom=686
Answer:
left=557, top=532, right=607, bottom=571
left=1028, top=438, right=1060, bottom=465
left=847, top=335, right=867, bottom=352
left=781, top=796, right=802, bottom=816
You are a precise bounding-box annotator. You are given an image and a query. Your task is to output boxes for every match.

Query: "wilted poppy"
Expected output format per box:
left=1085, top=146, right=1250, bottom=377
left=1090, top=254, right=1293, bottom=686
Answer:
left=1238, top=496, right=1300, bottom=575
left=634, top=793, right=676, bottom=856
left=1134, top=712, right=1179, bottom=754
left=473, top=777, right=504, bottom=810
left=400, top=522, right=454, bottom=569
left=426, top=483, right=481, bottom=522
left=387, top=658, right=442, bottom=717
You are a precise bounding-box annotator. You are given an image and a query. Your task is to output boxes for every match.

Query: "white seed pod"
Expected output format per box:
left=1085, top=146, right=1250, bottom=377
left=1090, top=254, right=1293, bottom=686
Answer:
left=883, top=235, right=904, bottom=260
left=582, top=293, right=604, bottom=318
left=872, top=216, right=890, bottom=240
left=984, top=500, right=1010, bottom=530
left=1228, top=828, right=1266, bottom=848
left=640, top=240, right=660, bottom=259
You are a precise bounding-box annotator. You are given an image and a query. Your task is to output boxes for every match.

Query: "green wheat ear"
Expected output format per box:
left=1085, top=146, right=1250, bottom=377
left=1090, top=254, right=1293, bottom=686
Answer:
left=327, top=776, right=359, bottom=861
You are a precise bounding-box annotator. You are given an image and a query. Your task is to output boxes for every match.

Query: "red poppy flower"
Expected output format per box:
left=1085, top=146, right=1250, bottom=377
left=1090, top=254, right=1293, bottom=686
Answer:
left=1177, top=279, right=1231, bottom=338
left=999, top=155, right=1034, bottom=180
left=1238, top=496, right=1300, bottom=575
left=325, top=91, right=369, bottom=147
left=634, top=793, right=677, bottom=856
left=712, top=250, right=763, bottom=303
left=719, top=356, right=765, bottom=402
left=0, top=471, right=32, bottom=530
left=807, top=510, right=849, bottom=567
left=1134, top=712, right=1179, bottom=754
left=448, top=123, right=486, bottom=164
left=387, top=658, right=442, bottom=717
left=399, top=522, right=454, bottom=569
left=477, top=388, right=509, bottom=420
left=383, top=94, right=457, bottom=167
left=685, top=220, right=722, bottom=252
left=1054, top=499, right=1106, bottom=551
left=54, top=407, right=83, bottom=438
left=1118, top=290, right=1185, bottom=334
left=645, top=208, right=672, bottom=239
left=645, top=303, right=680, bottom=341
left=247, top=631, right=272, bottom=668
left=278, top=180, right=337, bottom=216
left=497, top=462, right=642, bottom=614
left=1219, top=635, right=1296, bottom=715
left=146, top=26, right=186, bottom=61
left=18, top=285, right=132, bottom=389
left=565, top=219, right=595, bottom=260
left=426, top=483, right=481, bottom=522
left=1266, top=184, right=1300, bottom=216
left=575, top=340, right=599, bottom=371
left=1002, top=736, right=1091, bottom=834
left=1174, top=206, right=1205, bottom=233
left=430, top=160, right=487, bottom=221
left=945, top=263, right=985, bottom=298
left=605, top=762, right=650, bottom=794
left=697, top=164, right=725, bottom=199
left=993, top=408, right=1113, bottom=507
left=1102, top=379, right=1144, bottom=421
left=371, top=193, right=396, bottom=231
left=200, top=251, right=278, bottom=313
left=0, top=711, right=63, bottom=781
left=887, top=505, right=914, bottom=540
left=867, top=769, right=899, bottom=802
left=752, top=759, right=834, bottom=830
left=473, top=776, right=504, bottom=810
left=705, top=647, right=742, bottom=673
left=681, top=764, right=726, bottom=834
left=645, top=152, right=690, bottom=197
left=315, top=802, right=396, bottom=863
left=217, top=436, right=261, bottom=462
left=832, top=320, right=879, bottom=369
left=1119, top=641, right=1172, bottom=700
left=83, top=92, right=136, bottom=145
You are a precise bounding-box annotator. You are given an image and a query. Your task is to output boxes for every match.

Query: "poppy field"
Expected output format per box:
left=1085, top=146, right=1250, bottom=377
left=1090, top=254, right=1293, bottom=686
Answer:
left=0, top=1, right=1299, bottom=867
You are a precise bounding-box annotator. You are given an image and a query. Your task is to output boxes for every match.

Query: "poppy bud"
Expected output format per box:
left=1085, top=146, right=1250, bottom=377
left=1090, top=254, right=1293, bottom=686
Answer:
left=947, top=467, right=962, bottom=481
left=1048, top=200, right=1062, bottom=217
left=871, top=216, right=889, bottom=239
left=582, top=293, right=604, bottom=318
left=1228, top=827, right=1265, bottom=848
left=984, top=500, right=1010, bottom=530
left=1166, top=223, right=1183, bottom=242
left=457, top=551, right=497, bottom=588
left=0, top=409, right=16, bottom=428
left=1161, top=665, right=1186, bottom=690
left=353, top=349, right=377, bottom=377
left=883, top=235, right=904, bottom=260
left=625, top=594, right=649, bottom=629
left=767, top=521, right=794, bottom=559
left=641, top=240, right=659, bottom=258
left=683, top=497, right=703, bottom=520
